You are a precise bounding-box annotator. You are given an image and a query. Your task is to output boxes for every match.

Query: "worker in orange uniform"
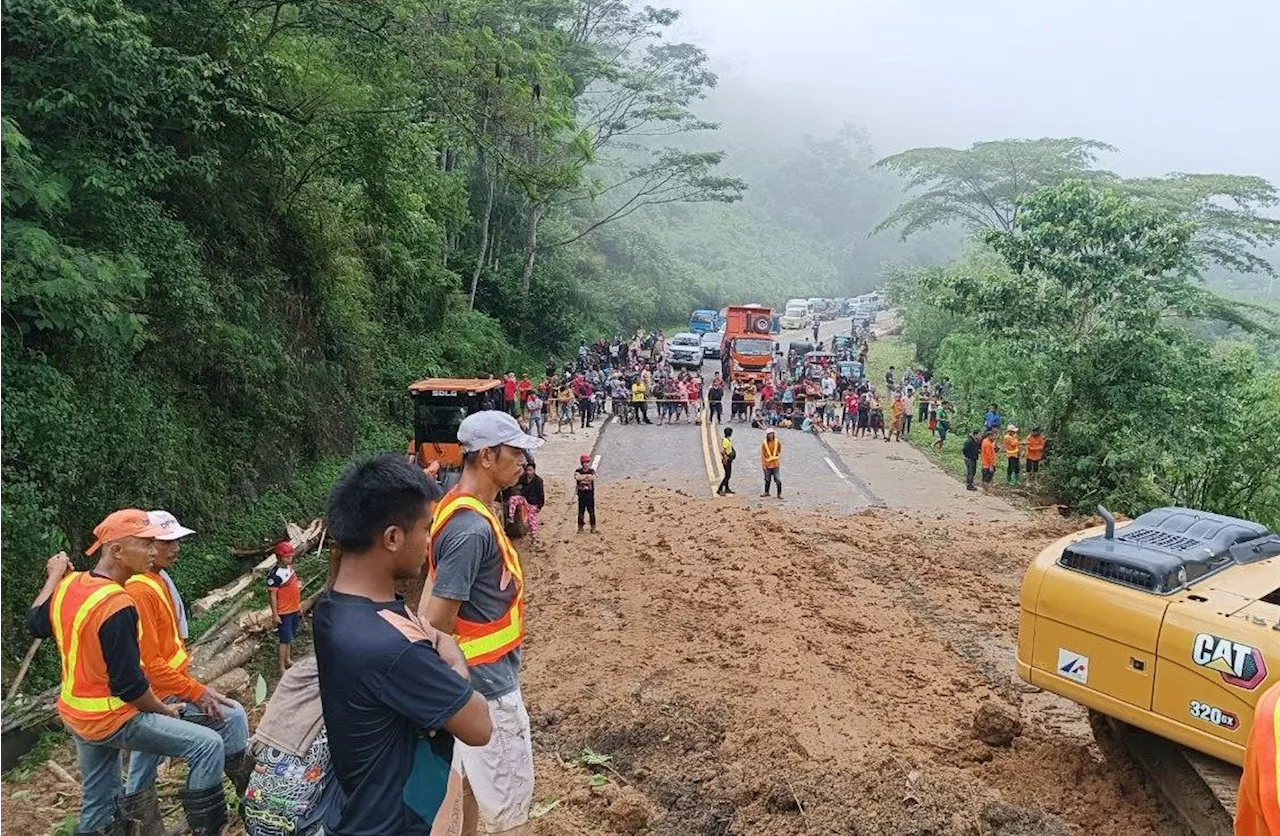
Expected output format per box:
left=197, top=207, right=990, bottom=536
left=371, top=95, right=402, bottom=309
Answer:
left=123, top=510, right=251, bottom=833
left=28, top=509, right=230, bottom=836
left=760, top=429, right=782, bottom=498
left=1238, top=679, right=1280, bottom=835
left=1024, top=428, right=1046, bottom=487
left=1002, top=424, right=1022, bottom=484
left=979, top=429, right=998, bottom=492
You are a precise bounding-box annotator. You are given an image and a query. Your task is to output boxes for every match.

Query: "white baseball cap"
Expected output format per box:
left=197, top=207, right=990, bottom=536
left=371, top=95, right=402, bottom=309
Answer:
left=147, top=510, right=196, bottom=541
left=458, top=410, right=545, bottom=453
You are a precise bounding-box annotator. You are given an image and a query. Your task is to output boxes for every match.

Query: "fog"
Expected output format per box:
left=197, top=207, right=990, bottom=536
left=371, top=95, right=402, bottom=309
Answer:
left=668, top=0, right=1280, bottom=183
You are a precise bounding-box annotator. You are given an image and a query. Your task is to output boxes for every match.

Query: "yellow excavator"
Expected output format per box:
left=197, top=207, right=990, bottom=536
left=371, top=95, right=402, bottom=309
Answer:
left=1018, top=506, right=1280, bottom=834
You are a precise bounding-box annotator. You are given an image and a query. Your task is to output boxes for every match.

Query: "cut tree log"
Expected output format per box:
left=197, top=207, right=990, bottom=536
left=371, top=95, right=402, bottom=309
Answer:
left=195, top=638, right=258, bottom=685
left=191, top=519, right=324, bottom=614
left=206, top=667, right=251, bottom=703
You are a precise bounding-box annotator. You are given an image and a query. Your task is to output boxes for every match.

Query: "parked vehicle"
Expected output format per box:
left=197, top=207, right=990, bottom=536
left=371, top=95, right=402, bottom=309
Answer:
left=701, top=331, right=724, bottom=358
left=666, top=332, right=704, bottom=369
left=720, top=305, right=775, bottom=383
left=780, top=299, right=808, bottom=330
left=688, top=309, right=718, bottom=334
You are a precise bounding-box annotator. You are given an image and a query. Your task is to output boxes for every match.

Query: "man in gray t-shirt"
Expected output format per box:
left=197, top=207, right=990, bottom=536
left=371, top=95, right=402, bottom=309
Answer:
left=420, top=410, right=543, bottom=836
left=428, top=511, right=521, bottom=700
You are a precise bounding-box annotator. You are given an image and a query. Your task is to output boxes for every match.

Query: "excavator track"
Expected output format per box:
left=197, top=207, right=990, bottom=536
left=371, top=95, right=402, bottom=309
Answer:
left=1090, top=711, right=1240, bottom=836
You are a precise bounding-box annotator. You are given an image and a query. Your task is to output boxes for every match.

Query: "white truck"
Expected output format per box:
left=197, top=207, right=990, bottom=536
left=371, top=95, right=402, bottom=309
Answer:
left=780, top=298, right=808, bottom=330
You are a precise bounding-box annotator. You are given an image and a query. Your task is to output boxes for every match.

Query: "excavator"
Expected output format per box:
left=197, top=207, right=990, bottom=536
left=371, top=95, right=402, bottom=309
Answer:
left=407, top=378, right=504, bottom=486
left=1017, top=506, right=1279, bottom=834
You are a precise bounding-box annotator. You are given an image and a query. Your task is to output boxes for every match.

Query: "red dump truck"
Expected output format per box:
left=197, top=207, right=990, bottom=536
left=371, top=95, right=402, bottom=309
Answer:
left=720, top=305, right=775, bottom=384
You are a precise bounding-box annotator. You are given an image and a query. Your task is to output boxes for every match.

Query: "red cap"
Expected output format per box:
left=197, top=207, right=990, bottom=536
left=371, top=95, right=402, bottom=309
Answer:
left=580, top=455, right=591, bottom=464
left=274, top=541, right=296, bottom=558
left=86, top=509, right=167, bottom=556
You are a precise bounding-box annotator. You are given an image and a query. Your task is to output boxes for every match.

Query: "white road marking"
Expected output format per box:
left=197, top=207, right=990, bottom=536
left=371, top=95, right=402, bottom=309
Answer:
left=592, top=454, right=602, bottom=469
left=824, top=456, right=847, bottom=480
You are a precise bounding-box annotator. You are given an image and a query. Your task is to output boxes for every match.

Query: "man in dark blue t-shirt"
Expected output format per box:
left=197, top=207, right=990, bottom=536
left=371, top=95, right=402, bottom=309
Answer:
left=314, top=455, right=492, bottom=835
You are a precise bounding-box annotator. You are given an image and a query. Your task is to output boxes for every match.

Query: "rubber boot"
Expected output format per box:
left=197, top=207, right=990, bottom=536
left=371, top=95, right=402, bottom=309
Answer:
left=75, top=815, right=131, bottom=836
left=120, top=784, right=164, bottom=836
left=223, top=750, right=255, bottom=797
left=179, top=784, right=227, bottom=836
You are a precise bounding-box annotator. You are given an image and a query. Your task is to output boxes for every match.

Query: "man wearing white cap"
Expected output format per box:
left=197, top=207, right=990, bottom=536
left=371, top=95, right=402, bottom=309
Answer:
left=122, top=510, right=251, bottom=834
left=421, top=411, right=543, bottom=835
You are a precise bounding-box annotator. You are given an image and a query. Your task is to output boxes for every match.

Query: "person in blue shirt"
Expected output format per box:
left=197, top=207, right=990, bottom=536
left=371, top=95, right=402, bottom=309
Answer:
left=313, top=455, right=492, bottom=836
left=983, top=403, right=1002, bottom=432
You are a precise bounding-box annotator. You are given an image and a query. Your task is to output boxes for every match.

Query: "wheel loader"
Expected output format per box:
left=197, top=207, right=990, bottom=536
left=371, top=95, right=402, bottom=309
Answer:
left=407, top=378, right=504, bottom=487
left=1017, top=506, right=1279, bottom=834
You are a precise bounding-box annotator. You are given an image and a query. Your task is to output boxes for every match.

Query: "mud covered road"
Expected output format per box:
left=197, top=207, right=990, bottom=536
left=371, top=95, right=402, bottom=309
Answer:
left=519, top=481, right=1178, bottom=835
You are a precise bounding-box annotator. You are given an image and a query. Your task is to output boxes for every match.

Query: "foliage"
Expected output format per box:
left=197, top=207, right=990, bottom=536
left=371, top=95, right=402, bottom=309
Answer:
left=911, top=180, right=1280, bottom=524
left=875, top=137, right=1280, bottom=287
left=0, top=0, right=744, bottom=662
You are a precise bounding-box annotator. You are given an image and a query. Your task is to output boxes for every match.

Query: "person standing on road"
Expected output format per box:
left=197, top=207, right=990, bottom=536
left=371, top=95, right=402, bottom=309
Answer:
left=1025, top=428, right=1046, bottom=487
left=556, top=384, right=575, bottom=434
left=526, top=391, right=545, bottom=439
left=708, top=374, right=724, bottom=424
left=124, top=510, right=252, bottom=831
left=317, top=455, right=493, bottom=836
left=717, top=427, right=736, bottom=495
left=760, top=430, right=782, bottom=498
left=631, top=378, right=651, bottom=424
left=423, top=412, right=543, bottom=836
left=574, top=454, right=597, bottom=533
left=962, top=429, right=981, bottom=491
left=980, top=430, right=998, bottom=492
left=29, top=510, right=232, bottom=836
left=1003, top=424, right=1022, bottom=485
left=502, top=373, right=517, bottom=415
left=268, top=541, right=303, bottom=677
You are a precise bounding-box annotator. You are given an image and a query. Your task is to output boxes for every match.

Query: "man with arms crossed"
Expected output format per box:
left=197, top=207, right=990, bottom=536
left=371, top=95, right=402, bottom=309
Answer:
left=422, top=411, right=544, bottom=835
left=314, top=454, right=492, bottom=836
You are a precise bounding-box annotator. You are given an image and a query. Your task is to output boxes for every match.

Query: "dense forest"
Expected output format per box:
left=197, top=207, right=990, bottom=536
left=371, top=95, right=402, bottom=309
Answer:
left=0, top=0, right=943, bottom=663
left=880, top=139, right=1280, bottom=526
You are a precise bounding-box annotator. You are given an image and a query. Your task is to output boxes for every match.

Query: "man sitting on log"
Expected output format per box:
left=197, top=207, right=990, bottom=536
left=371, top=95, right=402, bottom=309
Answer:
left=123, top=510, right=252, bottom=834
left=28, top=509, right=230, bottom=836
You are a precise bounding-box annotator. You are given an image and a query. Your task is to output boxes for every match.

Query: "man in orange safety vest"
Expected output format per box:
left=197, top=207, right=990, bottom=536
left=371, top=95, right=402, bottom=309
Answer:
left=28, top=509, right=229, bottom=836
left=421, top=410, right=544, bottom=835
left=1238, top=679, right=1280, bottom=835
left=761, top=429, right=782, bottom=498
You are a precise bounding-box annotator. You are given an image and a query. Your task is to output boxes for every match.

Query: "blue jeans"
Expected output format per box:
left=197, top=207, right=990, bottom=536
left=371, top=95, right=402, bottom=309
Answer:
left=73, top=710, right=226, bottom=830
left=126, top=697, right=249, bottom=793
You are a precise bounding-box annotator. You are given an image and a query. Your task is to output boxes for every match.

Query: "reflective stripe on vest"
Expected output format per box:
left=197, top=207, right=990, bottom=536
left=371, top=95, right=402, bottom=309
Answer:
left=128, top=573, right=190, bottom=670
left=762, top=440, right=781, bottom=467
left=429, top=492, right=525, bottom=666
left=51, top=574, right=129, bottom=714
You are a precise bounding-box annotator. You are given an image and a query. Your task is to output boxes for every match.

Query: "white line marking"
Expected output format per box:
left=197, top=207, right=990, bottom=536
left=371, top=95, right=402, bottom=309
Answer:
left=610, top=416, right=617, bottom=424
left=592, top=454, right=601, bottom=470
left=824, top=456, right=847, bottom=479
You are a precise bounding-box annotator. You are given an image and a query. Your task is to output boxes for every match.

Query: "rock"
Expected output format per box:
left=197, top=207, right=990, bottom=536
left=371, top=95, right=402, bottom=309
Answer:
left=971, top=702, right=1022, bottom=747
left=604, top=786, right=652, bottom=834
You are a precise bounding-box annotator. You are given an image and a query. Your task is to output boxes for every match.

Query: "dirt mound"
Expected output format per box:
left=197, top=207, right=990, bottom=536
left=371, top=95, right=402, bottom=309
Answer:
left=523, top=483, right=1168, bottom=834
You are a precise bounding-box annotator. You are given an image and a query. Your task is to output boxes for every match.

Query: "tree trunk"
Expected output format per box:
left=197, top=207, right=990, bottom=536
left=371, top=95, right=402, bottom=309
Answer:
left=520, top=203, right=546, bottom=302
left=470, top=156, right=495, bottom=309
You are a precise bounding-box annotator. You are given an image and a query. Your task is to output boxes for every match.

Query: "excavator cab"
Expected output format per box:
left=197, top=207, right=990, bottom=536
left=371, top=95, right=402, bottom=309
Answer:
left=408, top=378, right=505, bottom=485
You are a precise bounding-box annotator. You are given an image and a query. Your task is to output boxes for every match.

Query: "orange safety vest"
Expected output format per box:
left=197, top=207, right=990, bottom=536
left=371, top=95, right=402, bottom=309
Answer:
left=1025, top=435, right=1045, bottom=461
left=428, top=490, right=525, bottom=666
left=762, top=439, right=781, bottom=468
left=126, top=573, right=190, bottom=672
left=1004, top=434, right=1021, bottom=458
left=1238, top=681, right=1280, bottom=836
left=50, top=572, right=141, bottom=740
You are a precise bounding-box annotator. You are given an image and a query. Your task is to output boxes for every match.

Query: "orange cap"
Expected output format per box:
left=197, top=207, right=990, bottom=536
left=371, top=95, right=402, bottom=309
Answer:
left=85, top=509, right=168, bottom=556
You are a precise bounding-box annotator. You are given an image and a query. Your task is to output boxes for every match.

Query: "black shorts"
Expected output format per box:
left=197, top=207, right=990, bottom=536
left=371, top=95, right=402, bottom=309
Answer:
left=981, top=467, right=995, bottom=483
left=1026, top=459, right=1041, bottom=473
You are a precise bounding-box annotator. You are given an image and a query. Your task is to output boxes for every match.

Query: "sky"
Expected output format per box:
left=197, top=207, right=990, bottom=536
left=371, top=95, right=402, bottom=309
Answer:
left=666, top=0, right=1280, bottom=183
